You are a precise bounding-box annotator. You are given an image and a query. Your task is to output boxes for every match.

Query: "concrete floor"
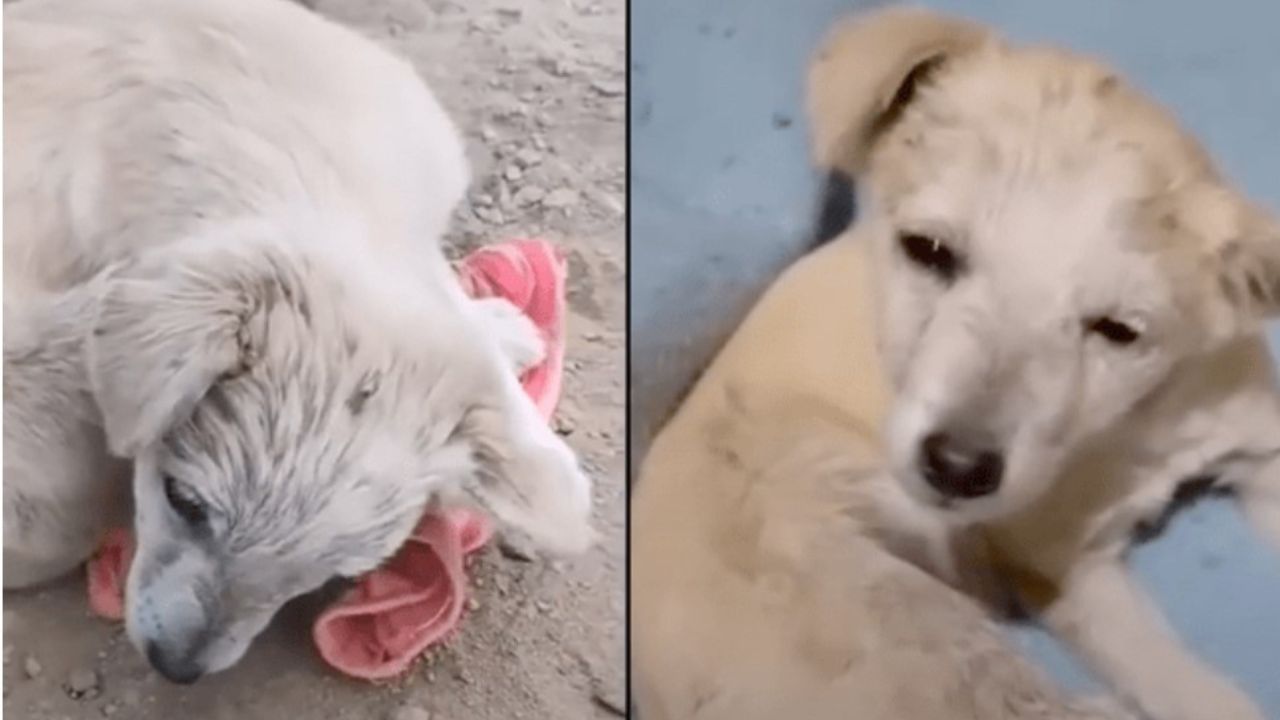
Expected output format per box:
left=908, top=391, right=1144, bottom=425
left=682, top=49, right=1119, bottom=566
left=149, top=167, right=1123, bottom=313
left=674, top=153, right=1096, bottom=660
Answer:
left=630, top=0, right=1280, bottom=713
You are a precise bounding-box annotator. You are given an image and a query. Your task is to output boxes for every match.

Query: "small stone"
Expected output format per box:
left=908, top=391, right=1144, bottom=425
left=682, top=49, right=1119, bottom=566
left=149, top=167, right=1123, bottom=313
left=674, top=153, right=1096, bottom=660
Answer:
left=541, top=188, right=578, bottom=209
left=513, top=185, right=546, bottom=207
left=390, top=707, right=431, bottom=720
left=498, top=537, right=537, bottom=562
left=480, top=126, right=498, bottom=142
left=593, top=687, right=626, bottom=717
left=553, top=414, right=576, bottom=436
left=66, top=667, right=99, bottom=697
left=514, top=148, right=543, bottom=168
left=101, top=702, right=119, bottom=717
left=23, top=655, right=43, bottom=679
left=496, top=181, right=515, bottom=210
left=591, top=80, right=624, bottom=97
left=466, top=597, right=480, bottom=612
left=473, top=206, right=505, bottom=225
left=472, top=192, right=494, bottom=207
left=504, top=165, right=523, bottom=182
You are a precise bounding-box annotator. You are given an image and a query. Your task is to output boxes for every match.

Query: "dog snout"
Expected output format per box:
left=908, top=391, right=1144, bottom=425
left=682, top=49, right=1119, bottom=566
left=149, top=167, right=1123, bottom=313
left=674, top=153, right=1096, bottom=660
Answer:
left=145, top=641, right=205, bottom=685
left=919, top=431, right=1004, bottom=499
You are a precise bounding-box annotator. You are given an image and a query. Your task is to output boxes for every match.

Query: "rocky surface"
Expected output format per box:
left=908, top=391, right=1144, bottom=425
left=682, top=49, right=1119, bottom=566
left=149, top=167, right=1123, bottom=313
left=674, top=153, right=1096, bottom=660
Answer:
left=2, top=0, right=625, bottom=718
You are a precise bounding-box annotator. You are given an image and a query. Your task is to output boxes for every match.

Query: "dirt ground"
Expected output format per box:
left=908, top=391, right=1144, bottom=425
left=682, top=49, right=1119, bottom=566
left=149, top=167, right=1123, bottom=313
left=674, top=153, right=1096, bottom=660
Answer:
left=2, top=0, right=626, bottom=718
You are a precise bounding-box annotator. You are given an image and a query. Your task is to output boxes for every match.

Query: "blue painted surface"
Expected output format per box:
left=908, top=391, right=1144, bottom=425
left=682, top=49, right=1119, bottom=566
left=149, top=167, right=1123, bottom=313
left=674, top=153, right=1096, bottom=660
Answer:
left=631, top=0, right=1280, bottom=712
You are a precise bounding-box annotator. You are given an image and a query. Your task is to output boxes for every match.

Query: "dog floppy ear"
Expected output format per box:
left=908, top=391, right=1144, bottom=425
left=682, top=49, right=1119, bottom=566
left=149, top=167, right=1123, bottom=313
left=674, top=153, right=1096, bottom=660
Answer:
left=1216, top=208, right=1280, bottom=324
left=86, top=244, right=273, bottom=457
left=460, top=387, right=595, bottom=557
left=1171, top=184, right=1280, bottom=337
left=807, top=7, right=988, bottom=174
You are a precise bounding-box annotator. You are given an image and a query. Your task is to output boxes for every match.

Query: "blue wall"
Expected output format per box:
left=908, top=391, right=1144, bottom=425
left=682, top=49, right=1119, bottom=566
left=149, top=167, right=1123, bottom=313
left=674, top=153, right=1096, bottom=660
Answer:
left=631, top=0, right=1280, bottom=711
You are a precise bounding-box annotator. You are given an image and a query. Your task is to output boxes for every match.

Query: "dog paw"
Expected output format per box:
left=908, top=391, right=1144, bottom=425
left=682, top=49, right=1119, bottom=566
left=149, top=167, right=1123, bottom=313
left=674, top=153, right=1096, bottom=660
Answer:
left=474, top=297, right=546, bottom=374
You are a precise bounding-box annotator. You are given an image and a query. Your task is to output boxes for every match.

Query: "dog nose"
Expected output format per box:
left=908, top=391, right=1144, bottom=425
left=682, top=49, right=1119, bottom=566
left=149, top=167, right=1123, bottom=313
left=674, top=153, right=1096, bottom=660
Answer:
left=145, top=642, right=204, bottom=685
left=919, top=432, right=1004, bottom=499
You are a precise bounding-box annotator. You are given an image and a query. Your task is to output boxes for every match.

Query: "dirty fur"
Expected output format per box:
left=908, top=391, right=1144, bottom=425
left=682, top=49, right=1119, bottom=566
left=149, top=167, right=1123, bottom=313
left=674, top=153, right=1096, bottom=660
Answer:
left=634, top=7, right=1280, bottom=720
left=4, top=0, right=593, bottom=682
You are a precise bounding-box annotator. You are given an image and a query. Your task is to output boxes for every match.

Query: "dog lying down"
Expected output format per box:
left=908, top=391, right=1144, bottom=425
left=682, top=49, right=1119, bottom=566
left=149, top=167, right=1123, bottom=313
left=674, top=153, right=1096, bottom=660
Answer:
left=634, top=7, right=1280, bottom=720
left=3, top=0, right=593, bottom=683
left=633, top=240, right=1137, bottom=720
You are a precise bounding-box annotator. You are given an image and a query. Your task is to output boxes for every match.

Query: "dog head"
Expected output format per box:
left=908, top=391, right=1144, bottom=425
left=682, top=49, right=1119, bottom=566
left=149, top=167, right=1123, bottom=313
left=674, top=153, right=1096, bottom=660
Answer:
left=86, top=216, right=593, bottom=682
left=808, top=8, right=1280, bottom=521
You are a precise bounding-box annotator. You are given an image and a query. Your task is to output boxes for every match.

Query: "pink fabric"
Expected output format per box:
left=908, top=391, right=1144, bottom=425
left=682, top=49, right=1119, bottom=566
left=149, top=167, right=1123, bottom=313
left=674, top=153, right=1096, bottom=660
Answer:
left=85, top=238, right=568, bottom=681
left=455, top=239, right=566, bottom=419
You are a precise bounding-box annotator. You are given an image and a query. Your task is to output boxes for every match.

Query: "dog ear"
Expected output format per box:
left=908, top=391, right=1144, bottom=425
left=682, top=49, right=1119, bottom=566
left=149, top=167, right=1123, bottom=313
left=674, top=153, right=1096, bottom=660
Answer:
left=1171, top=184, right=1280, bottom=336
left=460, top=390, right=595, bottom=557
left=1216, top=209, right=1280, bottom=324
left=86, top=244, right=273, bottom=457
left=807, top=7, right=988, bottom=174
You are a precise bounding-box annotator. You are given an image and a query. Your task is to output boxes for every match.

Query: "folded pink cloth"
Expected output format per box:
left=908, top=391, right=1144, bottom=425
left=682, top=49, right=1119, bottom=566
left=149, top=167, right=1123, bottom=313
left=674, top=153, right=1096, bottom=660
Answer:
left=86, top=238, right=568, bottom=681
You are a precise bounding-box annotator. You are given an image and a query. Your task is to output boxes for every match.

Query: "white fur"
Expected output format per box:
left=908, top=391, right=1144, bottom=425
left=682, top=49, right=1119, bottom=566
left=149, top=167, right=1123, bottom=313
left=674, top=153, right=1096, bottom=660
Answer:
left=4, top=0, right=592, bottom=683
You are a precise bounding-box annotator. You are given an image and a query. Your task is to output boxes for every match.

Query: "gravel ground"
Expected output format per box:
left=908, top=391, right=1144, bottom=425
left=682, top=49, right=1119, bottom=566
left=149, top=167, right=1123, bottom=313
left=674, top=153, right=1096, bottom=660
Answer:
left=2, top=0, right=626, bottom=718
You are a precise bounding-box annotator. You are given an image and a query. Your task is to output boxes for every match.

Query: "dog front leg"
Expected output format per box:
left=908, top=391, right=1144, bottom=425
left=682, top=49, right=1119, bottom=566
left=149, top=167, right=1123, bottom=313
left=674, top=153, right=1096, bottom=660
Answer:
left=1044, top=556, right=1263, bottom=720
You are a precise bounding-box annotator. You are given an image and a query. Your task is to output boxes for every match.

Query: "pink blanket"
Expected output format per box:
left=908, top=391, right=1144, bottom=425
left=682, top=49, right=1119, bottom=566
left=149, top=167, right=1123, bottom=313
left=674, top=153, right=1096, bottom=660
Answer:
left=86, top=238, right=568, bottom=681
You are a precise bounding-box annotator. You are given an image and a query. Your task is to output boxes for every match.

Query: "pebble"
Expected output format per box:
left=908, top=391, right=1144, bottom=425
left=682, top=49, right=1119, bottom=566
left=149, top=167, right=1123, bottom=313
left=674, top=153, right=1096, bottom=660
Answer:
left=541, top=188, right=578, bottom=209
left=590, top=80, right=624, bottom=97
left=514, top=148, right=543, bottom=168
left=513, top=186, right=547, bottom=207
left=498, top=537, right=537, bottom=562
left=66, top=667, right=99, bottom=698
left=473, top=206, right=505, bottom=225
left=389, top=706, right=431, bottom=720
left=503, top=165, right=523, bottom=182
left=23, top=655, right=43, bottom=679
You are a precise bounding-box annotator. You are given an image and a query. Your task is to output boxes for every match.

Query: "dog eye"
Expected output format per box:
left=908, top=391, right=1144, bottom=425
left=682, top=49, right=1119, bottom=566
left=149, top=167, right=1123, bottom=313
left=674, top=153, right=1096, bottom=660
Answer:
left=163, top=475, right=208, bottom=525
left=1086, top=316, right=1141, bottom=345
left=898, top=232, right=961, bottom=281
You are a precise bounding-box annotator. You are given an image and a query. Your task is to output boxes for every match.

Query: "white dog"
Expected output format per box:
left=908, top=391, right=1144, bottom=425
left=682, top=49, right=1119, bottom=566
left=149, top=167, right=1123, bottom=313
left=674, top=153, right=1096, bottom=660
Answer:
left=3, top=0, right=593, bottom=683
left=635, top=7, right=1280, bottom=720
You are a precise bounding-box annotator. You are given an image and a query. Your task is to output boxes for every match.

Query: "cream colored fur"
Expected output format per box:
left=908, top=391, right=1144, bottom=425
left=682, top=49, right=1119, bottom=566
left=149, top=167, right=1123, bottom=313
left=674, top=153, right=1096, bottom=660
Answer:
left=634, top=7, right=1280, bottom=720
left=4, top=0, right=593, bottom=682
left=633, top=238, right=1134, bottom=720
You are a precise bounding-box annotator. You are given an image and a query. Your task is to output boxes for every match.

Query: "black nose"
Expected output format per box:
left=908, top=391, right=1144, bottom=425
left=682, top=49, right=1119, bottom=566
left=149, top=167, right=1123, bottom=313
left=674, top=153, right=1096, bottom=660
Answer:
left=920, top=432, right=1004, bottom=499
left=145, top=642, right=204, bottom=685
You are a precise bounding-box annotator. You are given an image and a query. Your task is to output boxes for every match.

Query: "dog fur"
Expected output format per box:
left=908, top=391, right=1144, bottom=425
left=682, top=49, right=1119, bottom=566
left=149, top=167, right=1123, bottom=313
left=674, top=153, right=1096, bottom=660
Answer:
left=3, top=0, right=594, bottom=683
left=632, top=237, right=1136, bottom=720
left=633, top=7, right=1280, bottom=720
